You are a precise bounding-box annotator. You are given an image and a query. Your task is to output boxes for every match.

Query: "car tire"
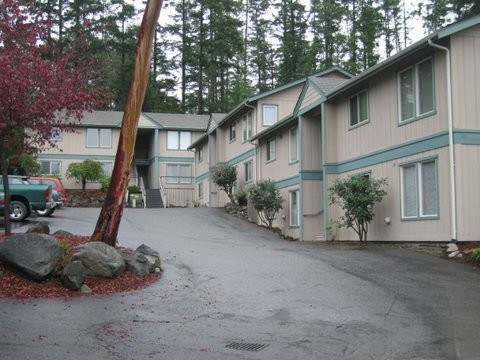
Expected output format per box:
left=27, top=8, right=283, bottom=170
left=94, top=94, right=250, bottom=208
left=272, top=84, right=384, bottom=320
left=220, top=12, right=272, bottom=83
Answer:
left=36, top=207, right=56, bottom=217
left=10, top=200, right=29, bottom=222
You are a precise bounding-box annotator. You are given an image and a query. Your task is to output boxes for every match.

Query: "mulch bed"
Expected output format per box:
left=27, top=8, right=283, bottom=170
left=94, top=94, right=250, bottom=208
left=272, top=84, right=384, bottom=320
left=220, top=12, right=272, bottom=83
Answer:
left=0, top=234, right=161, bottom=299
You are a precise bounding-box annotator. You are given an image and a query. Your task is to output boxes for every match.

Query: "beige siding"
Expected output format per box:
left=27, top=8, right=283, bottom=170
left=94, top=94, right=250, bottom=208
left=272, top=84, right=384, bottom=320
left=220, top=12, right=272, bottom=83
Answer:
left=450, top=25, right=480, bottom=129
left=454, top=145, right=480, bottom=240
left=301, top=114, right=322, bottom=170
left=302, top=180, right=324, bottom=240
left=260, top=127, right=299, bottom=181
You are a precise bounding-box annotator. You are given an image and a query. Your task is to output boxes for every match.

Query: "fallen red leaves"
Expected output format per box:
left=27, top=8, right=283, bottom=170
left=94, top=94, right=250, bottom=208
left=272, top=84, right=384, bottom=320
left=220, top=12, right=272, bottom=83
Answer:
left=0, top=233, right=161, bottom=299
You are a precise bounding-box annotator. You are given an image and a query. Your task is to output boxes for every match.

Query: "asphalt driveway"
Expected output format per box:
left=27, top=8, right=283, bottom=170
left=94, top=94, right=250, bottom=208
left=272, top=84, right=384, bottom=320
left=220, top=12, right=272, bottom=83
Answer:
left=1, top=207, right=479, bottom=359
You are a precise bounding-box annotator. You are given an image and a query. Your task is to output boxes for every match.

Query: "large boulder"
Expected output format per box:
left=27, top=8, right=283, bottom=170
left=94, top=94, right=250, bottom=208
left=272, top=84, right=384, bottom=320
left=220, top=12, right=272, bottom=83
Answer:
left=73, top=241, right=125, bottom=278
left=0, top=234, right=64, bottom=281
left=61, top=260, right=86, bottom=291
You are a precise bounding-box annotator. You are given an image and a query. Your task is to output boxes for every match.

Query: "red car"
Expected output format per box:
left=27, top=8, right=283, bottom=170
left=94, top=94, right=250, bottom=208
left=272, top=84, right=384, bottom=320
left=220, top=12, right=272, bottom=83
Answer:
left=28, top=176, right=67, bottom=207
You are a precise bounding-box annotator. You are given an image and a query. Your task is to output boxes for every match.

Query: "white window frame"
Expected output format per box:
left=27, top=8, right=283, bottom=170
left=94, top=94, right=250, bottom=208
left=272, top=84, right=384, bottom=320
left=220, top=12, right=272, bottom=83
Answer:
left=289, top=189, right=300, bottom=227
left=266, top=137, right=276, bottom=162
left=289, top=126, right=299, bottom=163
left=86, top=128, right=112, bottom=148
left=166, top=164, right=192, bottom=184
left=263, top=104, right=278, bottom=126
left=167, top=131, right=191, bottom=150
left=349, top=90, right=369, bottom=127
left=198, top=182, right=203, bottom=199
left=244, top=160, right=253, bottom=183
left=242, top=111, right=253, bottom=142
left=400, top=158, right=439, bottom=220
left=197, top=147, right=203, bottom=163
left=398, top=57, right=435, bottom=124
left=40, top=160, right=61, bottom=175
left=229, top=123, right=236, bottom=142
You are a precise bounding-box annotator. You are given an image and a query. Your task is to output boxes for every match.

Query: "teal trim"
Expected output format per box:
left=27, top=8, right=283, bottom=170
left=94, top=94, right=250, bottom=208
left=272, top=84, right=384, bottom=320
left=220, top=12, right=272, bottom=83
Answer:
left=196, top=172, right=209, bottom=182
left=324, top=129, right=480, bottom=175
left=321, top=103, right=328, bottom=240
left=226, top=149, right=255, bottom=166
left=300, top=170, right=323, bottom=181
left=36, top=153, right=115, bottom=161
left=157, top=156, right=194, bottom=163
left=454, top=129, right=480, bottom=144
left=275, top=175, right=300, bottom=189
left=437, top=13, right=480, bottom=39
left=324, top=131, right=449, bottom=174
left=153, top=129, right=159, bottom=188
left=299, top=115, right=304, bottom=241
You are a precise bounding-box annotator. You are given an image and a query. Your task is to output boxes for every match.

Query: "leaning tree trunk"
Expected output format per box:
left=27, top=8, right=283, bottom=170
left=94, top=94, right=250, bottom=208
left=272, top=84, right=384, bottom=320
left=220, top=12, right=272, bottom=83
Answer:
left=91, top=0, right=163, bottom=246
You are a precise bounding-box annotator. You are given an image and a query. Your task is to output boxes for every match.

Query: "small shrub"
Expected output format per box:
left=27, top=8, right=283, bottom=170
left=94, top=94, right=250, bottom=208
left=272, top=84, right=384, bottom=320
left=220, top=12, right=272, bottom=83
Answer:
left=210, top=163, right=237, bottom=204
left=127, top=185, right=141, bottom=193
left=472, top=248, right=480, bottom=261
left=235, top=190, right=248, bottom=206
left=100, top=175, right=111, bottom=192
left=248, top=179, right=283, bottom=228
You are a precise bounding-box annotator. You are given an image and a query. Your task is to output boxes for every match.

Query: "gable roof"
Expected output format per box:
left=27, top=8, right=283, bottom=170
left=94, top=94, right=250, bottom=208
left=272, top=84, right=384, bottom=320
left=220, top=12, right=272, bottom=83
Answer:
left=142, top=112, right=209, bottom=130
left=77, top=111, right=123, bottom=127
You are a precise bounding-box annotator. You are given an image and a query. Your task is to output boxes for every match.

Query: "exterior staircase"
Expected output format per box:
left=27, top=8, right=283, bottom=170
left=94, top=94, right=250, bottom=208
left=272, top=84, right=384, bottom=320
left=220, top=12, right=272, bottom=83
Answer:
left=145, top=189, right=164, bottom=208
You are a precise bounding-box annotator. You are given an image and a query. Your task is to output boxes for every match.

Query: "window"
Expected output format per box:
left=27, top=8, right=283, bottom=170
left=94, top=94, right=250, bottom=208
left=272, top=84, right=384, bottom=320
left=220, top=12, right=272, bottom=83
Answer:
left=242, top=111, right=253, bottom=141
left=244, top=160, right=253, bottom=182
left=289, top=127, right=298, bottom=163
left=398, top=57, right=435, bottom=123
left=40, top=161, right=61, bottom=175
left=289, top=190, right=299, bottom=227
left=350, top=90, right=369, bottom=127
left=263, top=104, right=278, bottom=126
left=266, top=138, right=276, bottom=162
left=50, top=127, right=63, bottom=142
left=198, top=182, right=203, bottom=199
left=168, top=131, right=191, bottom=150
left=86, top=128, right=112, bottom=148
left=400, top=159, right=438, bottom=219
left=229, top=123, right=236, bottom=142
left=166, top=164, right=192, bottom=184
left=198, top=147, right=203, bottom=162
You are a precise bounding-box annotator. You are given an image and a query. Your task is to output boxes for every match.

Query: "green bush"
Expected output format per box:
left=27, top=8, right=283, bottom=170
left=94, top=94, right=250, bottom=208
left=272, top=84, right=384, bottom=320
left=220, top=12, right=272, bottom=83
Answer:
left=248, top=179, right=283, bottom=228
left=100, top=176, right=111, bottom=192
left=210, top=163, right=237, bottom=204
left=472, top=248, right=480, bottom=261
left=127, top=185, right=141, bottom=193
left=234, top=190, right=248, bottom=206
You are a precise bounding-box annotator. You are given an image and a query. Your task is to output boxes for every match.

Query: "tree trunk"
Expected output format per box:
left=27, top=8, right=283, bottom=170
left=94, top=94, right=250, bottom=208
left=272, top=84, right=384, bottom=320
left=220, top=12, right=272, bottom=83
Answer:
left=0, top=138, right=12, bottom=236
left=91, top=0, right=163, bottom=246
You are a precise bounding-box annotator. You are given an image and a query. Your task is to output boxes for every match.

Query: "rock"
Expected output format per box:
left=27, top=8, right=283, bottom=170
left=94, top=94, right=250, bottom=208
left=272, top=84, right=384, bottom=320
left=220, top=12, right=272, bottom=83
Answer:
left=0, top=234, right=63, bottom=281
left=26, top=222, right=50, bottom=234
left=123, top=253, right=150, bottom=276
left=53, top=230, right=74, bottom=237
left=73, top=241, right=125, bottom=278
left=448, top=250, right=460, bottom=258
left=61, top=261, right=86, bottom=291
left=80, top=284, right=92, bottom=293
left=135, top=244, right=161, bottom=272
left=446, top=243, right=458, bottom=253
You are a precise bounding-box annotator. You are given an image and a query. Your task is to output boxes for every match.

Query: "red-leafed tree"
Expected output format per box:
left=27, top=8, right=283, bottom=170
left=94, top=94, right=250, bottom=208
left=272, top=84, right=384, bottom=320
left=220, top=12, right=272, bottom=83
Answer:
left=0, top=0, right=104, bottom=235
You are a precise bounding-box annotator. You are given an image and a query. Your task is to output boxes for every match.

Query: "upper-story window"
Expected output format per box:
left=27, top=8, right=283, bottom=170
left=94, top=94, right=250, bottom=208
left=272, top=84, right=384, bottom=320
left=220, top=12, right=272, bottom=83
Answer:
left=197, top=147, right=203, bottom=162
left=266, top=138, right=276, bottom=162
left=229, top=123, right=236, bottom=142
left=289, top=126, right=298, bottom=163
left=398, top=57, right=435, bottom=123
left=168, top=130, right=191, bottom=150
left=244, top=160, right=253, bottom=183
left=242, top=111, right=253, bottom=142
left=350, top=90, right=369, bottom=127
left=86, top=128, right=112, bottom=148
left=263, top=104, right=278, bottom=126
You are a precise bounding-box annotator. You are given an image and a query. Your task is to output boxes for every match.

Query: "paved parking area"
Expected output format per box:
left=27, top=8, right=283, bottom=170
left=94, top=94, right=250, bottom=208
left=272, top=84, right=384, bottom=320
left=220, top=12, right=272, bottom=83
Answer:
left=1, top=207, right=480, bottom=359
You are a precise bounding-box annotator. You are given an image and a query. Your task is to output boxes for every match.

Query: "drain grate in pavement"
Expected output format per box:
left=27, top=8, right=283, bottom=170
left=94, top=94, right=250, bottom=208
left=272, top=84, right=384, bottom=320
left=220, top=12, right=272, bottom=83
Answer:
left=225, top=342, right=268, bottom=352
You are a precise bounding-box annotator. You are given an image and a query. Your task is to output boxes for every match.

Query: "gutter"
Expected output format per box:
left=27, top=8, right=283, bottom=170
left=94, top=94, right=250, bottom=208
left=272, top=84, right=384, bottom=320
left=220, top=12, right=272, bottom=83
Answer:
left=428, top=39, right=457, bottom=241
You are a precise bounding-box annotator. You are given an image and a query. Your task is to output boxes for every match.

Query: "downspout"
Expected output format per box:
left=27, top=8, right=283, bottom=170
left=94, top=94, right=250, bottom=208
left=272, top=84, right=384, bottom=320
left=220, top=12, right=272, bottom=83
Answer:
left=299, top=115, right=304, bottom=241
left=428, top=39, right=457, bottom=241
left=321, top=103, right=329, bottom=240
